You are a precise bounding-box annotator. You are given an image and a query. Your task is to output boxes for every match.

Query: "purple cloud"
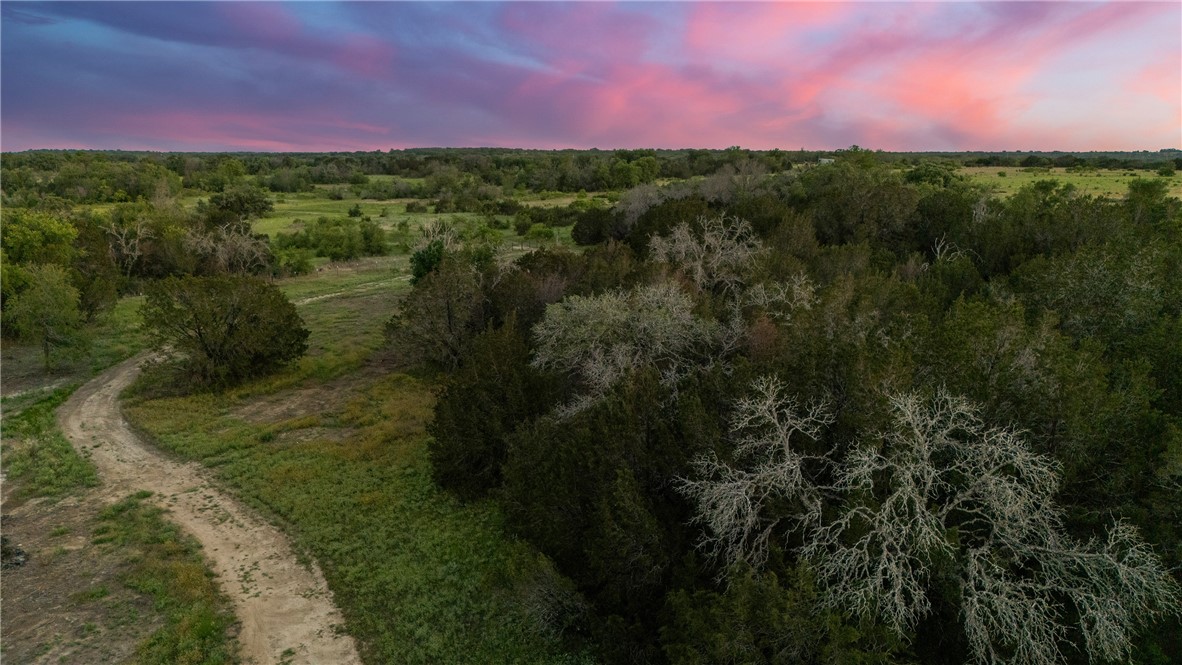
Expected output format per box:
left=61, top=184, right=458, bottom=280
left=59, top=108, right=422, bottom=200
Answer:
left=2, top=1, right=1178, bottom=152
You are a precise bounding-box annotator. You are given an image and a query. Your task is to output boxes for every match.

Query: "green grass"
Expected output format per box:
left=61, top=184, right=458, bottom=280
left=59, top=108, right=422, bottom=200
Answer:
left=259, top=191, right=445, bottom=239
left=962, top=166, right=1182, bottom=199
left=89, top=294, right=150, bottom=371
left=122, top=269, right=591, bottom=664
left=93, top=491, right=238, bottom=665
left=1, top=387, right=98, bottom=498
left=1, top=292, right=148, bottom=500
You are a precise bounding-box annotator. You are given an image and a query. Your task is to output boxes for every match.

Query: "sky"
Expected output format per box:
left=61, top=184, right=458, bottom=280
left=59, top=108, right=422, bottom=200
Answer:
left=1, top=1, right=1179, bottom=152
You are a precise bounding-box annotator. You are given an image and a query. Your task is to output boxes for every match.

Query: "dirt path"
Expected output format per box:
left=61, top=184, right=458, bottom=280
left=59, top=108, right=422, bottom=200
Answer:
left=294, top=276, right=406, bottom=306
left=57, top=356, right=362, bottom=665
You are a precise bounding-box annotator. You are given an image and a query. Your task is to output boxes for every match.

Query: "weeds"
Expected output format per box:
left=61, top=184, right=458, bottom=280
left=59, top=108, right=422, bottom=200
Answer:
left=1, top=387, right=98, bottom=498
left=94, top=493, right=238, bottom=665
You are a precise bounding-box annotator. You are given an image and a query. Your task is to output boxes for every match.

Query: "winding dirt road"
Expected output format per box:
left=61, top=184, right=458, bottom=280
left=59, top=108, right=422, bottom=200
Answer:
left=58, top=355, right=362, bottom=665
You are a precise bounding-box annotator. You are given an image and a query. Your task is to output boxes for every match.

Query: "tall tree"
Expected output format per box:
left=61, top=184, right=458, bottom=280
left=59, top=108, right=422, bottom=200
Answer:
left=682, top=383, right=1182, bottom=665
left=7, top=264, right=86, bottom=370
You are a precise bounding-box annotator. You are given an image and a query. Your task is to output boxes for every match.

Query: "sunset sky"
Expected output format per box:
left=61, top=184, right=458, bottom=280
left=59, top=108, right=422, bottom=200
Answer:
left=2, top=1, right=1179, bottom=153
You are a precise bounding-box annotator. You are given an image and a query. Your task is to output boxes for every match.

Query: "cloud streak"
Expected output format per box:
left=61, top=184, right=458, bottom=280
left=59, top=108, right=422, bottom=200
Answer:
left=2, top=1, right=1177, bottom=152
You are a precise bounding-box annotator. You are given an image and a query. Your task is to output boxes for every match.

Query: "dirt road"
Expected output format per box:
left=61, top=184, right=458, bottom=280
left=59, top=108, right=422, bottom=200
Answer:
left=57, top=356, right=362, bottom=665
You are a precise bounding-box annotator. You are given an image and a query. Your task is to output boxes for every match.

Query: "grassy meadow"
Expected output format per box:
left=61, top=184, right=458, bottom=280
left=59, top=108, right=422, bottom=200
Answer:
left=3, top=188, right=587, bottom=663
left=961, top=165, right=1182, bottom=199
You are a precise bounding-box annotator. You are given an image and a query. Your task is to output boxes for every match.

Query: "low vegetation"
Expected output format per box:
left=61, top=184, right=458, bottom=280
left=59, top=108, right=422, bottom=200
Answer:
left=2, top=387, right=98, bottom=498
left=93, top=492, right=238, bottom=665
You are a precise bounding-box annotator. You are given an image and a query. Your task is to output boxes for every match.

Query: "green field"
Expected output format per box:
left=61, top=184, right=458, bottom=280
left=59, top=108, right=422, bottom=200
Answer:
left=962, top=166, right=1182, bottom=199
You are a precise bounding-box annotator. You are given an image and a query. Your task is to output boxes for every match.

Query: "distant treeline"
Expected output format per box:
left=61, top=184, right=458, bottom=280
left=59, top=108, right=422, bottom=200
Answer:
left=4, top=147, right=1178, bottom=204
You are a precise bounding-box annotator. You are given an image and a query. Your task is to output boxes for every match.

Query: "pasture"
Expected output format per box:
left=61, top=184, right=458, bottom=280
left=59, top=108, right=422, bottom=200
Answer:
left=961, top=166, right=1182, bottom=199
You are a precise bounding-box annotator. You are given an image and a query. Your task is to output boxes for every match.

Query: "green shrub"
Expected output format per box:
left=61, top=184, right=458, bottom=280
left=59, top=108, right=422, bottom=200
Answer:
left=141, top=276, right=309, bottom=389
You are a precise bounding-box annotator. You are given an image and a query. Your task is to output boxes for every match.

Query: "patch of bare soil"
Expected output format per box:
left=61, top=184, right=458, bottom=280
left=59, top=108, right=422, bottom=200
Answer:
left=0, top=490, right=162, bottom=664
left=55, top=356, right=361, bottom=665
left=231, top=375, right=364, bottom=426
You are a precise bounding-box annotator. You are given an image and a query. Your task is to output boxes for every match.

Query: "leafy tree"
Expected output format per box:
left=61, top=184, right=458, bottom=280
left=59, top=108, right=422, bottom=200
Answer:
left=502, top=368, right=706, bottom=657
left=0, top=209, right=77, bottom=266
left=385, top=255, right=484, bottom=370
left=1125, top=178, right=1177, bottom=227
left=409, top=239, right=445, bottom=285
left=202, top=186, right=273, bottom=231
left=525, top=223, right=555, bottom=245
left=429, top=318, right=555, bottom=500
left=6, top=264, right=87, bottom=370
left=797, top=161, right=918, bottom=251
left=662, top=564, right=902, bottom=665
left=140, top=276, right=308, bottom=388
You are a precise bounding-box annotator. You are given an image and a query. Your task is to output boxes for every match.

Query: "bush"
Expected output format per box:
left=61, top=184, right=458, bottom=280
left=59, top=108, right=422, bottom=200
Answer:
left=409, top=239, right=445, bottom=285
left=140, top=276, right=309, bottom=388
left=6, top=264, right=87, bottom=370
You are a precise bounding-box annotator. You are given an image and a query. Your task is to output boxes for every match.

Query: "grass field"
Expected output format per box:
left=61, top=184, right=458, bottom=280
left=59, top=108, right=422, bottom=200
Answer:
left=3, top=212, right=585, bottom=662
left=256, top=192, right=415, bottom=238
left=122, top=256, right=591, bottom=664
left=961, top=166, right=1182, bottom=199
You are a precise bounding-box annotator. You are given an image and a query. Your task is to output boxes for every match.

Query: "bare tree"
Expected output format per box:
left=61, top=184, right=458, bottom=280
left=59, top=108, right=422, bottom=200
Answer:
left=740, top=275, right=817, bottom=322
left=105, top=218, right=153, bottom=278
left=648, top=216, right=762, bottom=297
left=682, top=386, right=1181, bottom=664
left=183, top=226, right=270, bottom=275
left=680, top=376, right=832, bottom=570
left=531, top=282, right=732, bottom=414
left=699, top=160, right=768, bottom=204
left=414, top=218, right=462, bottom=253
left=614, top=183, right=662, bottom=229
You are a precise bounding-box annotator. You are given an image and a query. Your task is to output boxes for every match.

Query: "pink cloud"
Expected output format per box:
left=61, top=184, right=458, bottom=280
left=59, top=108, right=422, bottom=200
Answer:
left=212, top=2, right=395, bottom=81
left=804, top=1, right=1178, bottom=149
left=214, top=2, right=303, bottom=45
left=1128, top=53, right=1182, bottom=107
left=106, top=111, right=390, bottom=152
left=685, top=2, right=853, bottom=65
left=500, top=2, right=657, bottom=70
left=331, top=34, right=396, bottom=80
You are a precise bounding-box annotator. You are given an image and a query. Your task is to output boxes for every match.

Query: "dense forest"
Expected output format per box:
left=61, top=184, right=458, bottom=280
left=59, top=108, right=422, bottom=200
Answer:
left=3, top=147, right=1181, bottom=664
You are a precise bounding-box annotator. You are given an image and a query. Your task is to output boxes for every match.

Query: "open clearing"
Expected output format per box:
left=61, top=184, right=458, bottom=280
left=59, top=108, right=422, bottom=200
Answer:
left=961, top=166, right=1182, bottom=198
